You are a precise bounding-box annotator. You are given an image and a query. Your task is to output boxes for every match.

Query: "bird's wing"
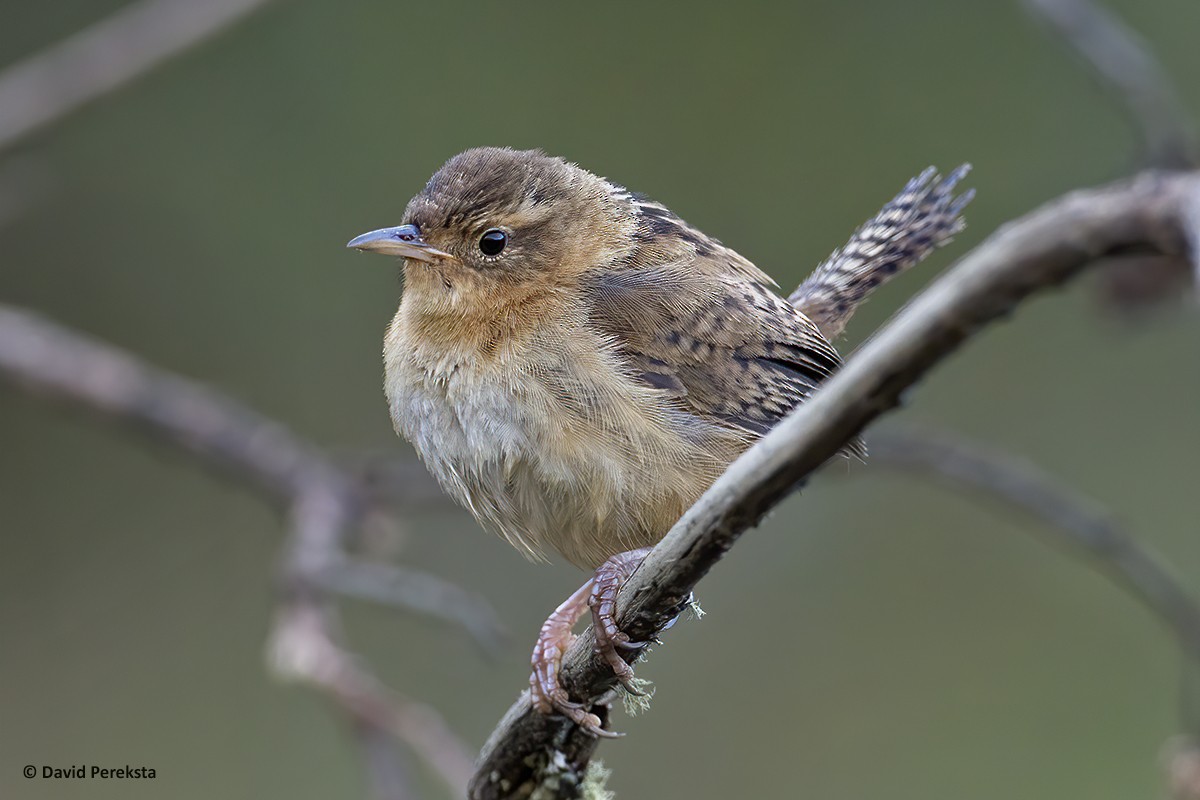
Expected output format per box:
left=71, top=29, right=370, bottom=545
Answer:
left=582, top=254, right=853, bottom=447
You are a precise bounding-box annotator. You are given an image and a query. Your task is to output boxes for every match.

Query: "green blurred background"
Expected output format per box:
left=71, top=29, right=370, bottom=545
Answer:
left=2, top=1, right=1199, bottom=797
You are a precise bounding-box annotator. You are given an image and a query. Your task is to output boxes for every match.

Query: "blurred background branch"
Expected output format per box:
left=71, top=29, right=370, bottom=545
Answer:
left=1023, top=0, right=1200, bottom=310
left=0, top=0, right=279, bottom=155
left=867, top=427, right=1200, bottom=660
left=0, top=304, right=490, bottom=798
left=1023, top=0, right=1196, bottom=170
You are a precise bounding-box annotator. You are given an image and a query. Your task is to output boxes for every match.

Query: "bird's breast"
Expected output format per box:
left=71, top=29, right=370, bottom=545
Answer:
left=383, top=309, right=743, bottom=569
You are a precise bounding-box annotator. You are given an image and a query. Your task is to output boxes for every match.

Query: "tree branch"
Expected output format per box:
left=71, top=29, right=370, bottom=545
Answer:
left=866, top=427, right=1200, bottom=658
left=470, top=170, right=1200, bottom=798
left=314, top=559, right=507, bottom=658
left=0, top=304, right=334, bottom=498
left=1023, top=0, right=1199, bottom=311
left=866, top=425, right=1200, bottom=782
left=1023, top=0, right=1197, bottom=169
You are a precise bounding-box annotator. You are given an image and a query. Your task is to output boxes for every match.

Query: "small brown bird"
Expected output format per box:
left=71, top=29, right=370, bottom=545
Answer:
left=348, top=147, right=970, bottom=734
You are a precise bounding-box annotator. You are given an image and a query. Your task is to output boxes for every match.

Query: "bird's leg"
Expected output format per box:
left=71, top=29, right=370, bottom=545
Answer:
left=530, top=579, right=616, bottom=734
left=529, top=547, right=654, bottom=736
left=589, top=547, right=653, bottom=695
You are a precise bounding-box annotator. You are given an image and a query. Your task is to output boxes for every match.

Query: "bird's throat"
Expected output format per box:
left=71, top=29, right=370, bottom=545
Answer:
left=395, top=269, right=570, bottom=364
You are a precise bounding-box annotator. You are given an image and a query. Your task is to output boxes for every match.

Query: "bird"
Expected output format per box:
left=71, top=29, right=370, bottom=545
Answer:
left=347, top=147, right=971, bottom=735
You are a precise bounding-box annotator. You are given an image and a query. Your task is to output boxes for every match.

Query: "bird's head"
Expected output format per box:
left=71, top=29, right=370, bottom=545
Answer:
left=348, top=147, right=636, bottom=309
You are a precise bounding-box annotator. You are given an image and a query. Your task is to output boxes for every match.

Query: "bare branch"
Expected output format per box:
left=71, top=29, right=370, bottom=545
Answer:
left=1023, top=0, right=1197, bottom=169
left=0, top=304, right=333, bottom=498
left=866, top=427, right=1200, bottom=656
left=357, top=725, right=418, bottom=800
left=314, top=559, right=508, bottom=658
left=1183, top=188, right=1200, bottom=302
left=0, top=0, right=277, bottom=154
left=268, top=598, right=475, bottom=797
left=1166, top=736, right=1200, bottom=800
left=868, top=426, right=1200, bottom=784
left=1022, top=0, right=1200, bottom=310
left=347, top=451, right=457, bottom=510
left=470, top=170, right=1200, bottom=798
left=0, top=303, right=485, bottom=797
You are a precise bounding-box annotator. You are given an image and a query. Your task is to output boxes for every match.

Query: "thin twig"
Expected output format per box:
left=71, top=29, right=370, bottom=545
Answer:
left=1183, top=189, right=1200, bottom=302
left=469, top=170, right=1200, bottom=798
left=315, top=559, right=508, bottom=658
left=1166, top=736, right=1200, bottom=800
left=1023, top=0, right=1197, bottom=169
left=1023, top=0, right=1200, bottom=310
left=357, top=724, right=418, bottom=800
left=866, top=427, right=1200, bottom=653
left=346, top=452, right=457, bottom=510
left=0, top=303, right=484, bottom=797
left=268, top=597, right=475, bottom=797
left=0, top=0, right=278, bottom=153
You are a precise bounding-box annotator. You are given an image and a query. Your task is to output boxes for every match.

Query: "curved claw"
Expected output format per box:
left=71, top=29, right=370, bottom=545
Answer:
left=546, top=691, right=622, bottom=737
left=588, top=725, right=625, bottom=739
left=557, top=698, right=623, bottom=737
left=553, top=696, right=584, bottom=711
left=613, top=637, right=650, bottom=653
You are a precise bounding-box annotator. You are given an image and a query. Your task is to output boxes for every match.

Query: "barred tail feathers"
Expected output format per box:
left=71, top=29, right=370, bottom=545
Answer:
left=789, top=165, right=974, bottom=340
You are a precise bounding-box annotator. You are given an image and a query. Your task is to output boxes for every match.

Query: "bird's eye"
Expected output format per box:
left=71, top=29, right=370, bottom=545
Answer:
left=478, top=229, right=507, bottom=256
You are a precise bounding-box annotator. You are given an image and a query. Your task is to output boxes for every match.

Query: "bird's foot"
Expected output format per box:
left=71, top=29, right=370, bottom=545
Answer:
left=588, top=547, right=654, bottom=696
left=529, top=581, right=618, bottom=737
left=528, top=547, right=654, bottom=737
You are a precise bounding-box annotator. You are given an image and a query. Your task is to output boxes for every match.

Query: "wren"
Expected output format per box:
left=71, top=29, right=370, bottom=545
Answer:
left=348, top=147, right=971, bottom=734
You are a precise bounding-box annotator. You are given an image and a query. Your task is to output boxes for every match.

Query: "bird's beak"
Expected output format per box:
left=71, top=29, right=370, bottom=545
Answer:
left=345, top=224, right=452, bottom=263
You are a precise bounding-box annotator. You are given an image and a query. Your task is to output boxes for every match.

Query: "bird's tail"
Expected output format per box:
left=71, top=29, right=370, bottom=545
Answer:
left=789, top=165, right=974, bottom=340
